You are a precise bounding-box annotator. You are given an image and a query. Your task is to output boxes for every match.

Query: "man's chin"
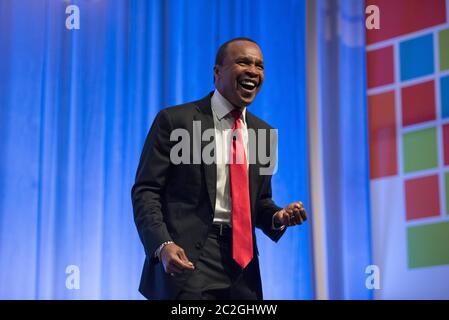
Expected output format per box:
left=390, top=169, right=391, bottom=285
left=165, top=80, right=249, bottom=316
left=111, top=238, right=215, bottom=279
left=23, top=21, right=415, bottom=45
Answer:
left=237, top=94, right=256, bottom=107
left=227, top=91, right=256, bottom=108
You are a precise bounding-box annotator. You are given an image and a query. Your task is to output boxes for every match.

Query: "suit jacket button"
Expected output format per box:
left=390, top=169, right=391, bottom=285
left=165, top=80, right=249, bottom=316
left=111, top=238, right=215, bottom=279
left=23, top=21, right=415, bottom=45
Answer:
left=195, top=242, right=202, bottom=249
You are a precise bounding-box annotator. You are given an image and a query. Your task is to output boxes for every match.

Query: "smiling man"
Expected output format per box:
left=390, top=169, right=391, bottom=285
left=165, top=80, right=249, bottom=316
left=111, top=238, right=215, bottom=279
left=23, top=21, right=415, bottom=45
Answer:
left=132, top=37, right=307, bottom=300
left=213, top=38, right=264, bottom=107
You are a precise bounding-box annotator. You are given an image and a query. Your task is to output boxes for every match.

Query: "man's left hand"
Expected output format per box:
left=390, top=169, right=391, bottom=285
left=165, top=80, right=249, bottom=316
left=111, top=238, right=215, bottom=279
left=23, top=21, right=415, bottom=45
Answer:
left=274, top=202, right=307, bottom=227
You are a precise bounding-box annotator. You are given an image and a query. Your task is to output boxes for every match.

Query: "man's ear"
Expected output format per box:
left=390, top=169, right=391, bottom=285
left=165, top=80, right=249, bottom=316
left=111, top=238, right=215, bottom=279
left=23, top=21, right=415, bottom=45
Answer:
left=213, top=65, right=220, bottom=81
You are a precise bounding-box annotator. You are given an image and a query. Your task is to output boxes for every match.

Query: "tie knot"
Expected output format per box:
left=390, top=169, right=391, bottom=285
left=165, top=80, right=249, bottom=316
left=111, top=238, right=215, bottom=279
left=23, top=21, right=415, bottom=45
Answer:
left=230, top=109, right=242, bottom=121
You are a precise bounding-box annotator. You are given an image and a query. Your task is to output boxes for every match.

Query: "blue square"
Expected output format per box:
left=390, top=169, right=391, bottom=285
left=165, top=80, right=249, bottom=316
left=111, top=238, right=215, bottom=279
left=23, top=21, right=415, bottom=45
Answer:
left=400, top=34, right=434, bottom=81
left=442, top=76, right=449, bottom=119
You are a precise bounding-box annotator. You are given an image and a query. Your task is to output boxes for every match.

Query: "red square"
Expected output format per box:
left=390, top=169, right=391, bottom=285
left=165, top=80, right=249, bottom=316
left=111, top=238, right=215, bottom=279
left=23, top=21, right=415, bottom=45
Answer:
left=401, top=80, right=436, bottom=126
left=367, top=46, right=394, bottom=89
left=405, top=175, right=440, bottom=221
left=366, top=0, right=447, bottom=45
left=443, top=124, right=449, bottom=166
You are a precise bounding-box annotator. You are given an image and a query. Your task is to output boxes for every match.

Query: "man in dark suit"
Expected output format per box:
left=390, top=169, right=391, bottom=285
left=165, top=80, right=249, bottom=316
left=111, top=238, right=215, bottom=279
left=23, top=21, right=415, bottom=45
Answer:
left=131, top=37, right=307, bottom=300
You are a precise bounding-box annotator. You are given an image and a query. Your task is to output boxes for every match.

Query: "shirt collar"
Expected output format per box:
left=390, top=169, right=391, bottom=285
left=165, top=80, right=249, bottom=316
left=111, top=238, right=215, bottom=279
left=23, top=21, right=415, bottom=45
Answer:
left=211, top=89, right=247, bottom=123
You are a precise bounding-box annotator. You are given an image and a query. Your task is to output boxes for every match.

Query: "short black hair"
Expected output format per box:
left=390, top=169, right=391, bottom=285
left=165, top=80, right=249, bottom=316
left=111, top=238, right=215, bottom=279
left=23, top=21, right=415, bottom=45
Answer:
left=214, top=37, right=259, bottom=66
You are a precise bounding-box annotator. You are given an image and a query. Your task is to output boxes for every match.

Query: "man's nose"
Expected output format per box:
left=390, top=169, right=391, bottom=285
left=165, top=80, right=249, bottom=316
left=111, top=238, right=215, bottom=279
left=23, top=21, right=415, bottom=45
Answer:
left=245, top=65, right=258, bottom=77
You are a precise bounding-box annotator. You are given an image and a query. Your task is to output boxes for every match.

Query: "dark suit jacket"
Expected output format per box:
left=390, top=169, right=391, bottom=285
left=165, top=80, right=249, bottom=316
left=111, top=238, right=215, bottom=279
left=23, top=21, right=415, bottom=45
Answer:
left=131, top=92, right=286, bottom=300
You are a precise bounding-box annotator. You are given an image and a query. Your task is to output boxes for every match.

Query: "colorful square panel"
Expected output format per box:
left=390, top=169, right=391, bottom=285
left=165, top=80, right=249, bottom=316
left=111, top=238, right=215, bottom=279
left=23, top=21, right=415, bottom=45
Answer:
left=407, top=222, right=449, bottom=268
left=405, top=175, right=440, bottom=221
left=441, top=76, right=449, bottom=119
left=444, top=124, right=449, bottom=166
left=368, top=91, right=397, bottom=179
left=403, top=127, right=438, bottom=173
left=400, top=34, right=434, bottom=81
left=401, top=80, right=436, bottom=126
left=367, top=46, right=394, bottom=89
left=440, top=28, right=449, bottom=71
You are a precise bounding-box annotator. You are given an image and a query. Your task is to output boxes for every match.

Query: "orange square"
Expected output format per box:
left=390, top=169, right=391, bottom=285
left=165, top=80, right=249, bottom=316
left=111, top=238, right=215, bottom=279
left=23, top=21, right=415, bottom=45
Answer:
left=368, top=91, right=398, bottom=179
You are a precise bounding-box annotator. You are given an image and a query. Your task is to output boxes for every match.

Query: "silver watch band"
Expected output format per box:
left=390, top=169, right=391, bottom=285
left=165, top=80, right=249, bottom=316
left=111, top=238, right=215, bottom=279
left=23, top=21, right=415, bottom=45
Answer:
left=155, top=241, right=174, bottom=260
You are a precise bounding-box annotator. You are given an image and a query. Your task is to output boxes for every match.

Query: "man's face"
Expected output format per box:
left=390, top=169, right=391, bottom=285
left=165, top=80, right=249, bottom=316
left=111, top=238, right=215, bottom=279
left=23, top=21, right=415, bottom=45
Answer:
left=214, top=40, right=264, bottom=108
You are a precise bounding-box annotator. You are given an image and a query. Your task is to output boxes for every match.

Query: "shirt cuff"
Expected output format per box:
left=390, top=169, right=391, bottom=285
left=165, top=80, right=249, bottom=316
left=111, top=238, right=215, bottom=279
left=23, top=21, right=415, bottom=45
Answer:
left=272, top=211, right=286, bottom=231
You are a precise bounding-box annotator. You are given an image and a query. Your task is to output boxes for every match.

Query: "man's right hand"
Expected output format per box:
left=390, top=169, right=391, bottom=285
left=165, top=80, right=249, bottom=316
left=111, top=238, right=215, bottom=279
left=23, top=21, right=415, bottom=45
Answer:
left=160, top=243, right=195, bottom=275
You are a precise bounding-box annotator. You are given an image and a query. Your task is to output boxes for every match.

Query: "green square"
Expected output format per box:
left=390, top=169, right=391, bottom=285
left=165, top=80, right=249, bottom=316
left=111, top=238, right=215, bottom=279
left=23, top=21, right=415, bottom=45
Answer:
left=408, top=222, right=449, bottom=268
left=403, top=127, right=438, bottom=173
left=440, top=29, right=449, bottom=71
left=444, top=172, right=449, bottom=215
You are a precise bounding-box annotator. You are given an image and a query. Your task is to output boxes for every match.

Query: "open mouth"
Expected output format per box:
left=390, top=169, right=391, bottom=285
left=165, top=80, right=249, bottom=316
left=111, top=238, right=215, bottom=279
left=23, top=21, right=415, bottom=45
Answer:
left=238, top=79, right=258, bottom=92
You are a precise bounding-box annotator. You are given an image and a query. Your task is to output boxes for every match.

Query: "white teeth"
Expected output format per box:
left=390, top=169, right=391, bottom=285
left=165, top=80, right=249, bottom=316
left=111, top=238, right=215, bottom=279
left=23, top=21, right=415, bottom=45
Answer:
left=240, top=80, right=256, bottom=88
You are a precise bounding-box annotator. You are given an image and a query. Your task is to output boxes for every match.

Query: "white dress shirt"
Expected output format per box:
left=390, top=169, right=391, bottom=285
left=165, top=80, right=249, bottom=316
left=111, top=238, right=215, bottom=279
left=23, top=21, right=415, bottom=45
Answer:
left=211, top=89, right=248, bottom=225
left=211, top=90, right=284, bottom=231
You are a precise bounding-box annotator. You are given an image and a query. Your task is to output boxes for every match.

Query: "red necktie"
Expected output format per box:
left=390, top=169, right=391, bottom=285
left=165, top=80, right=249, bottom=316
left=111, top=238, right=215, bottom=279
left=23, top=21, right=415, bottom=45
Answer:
left=229, top=109, right=253, bottom=269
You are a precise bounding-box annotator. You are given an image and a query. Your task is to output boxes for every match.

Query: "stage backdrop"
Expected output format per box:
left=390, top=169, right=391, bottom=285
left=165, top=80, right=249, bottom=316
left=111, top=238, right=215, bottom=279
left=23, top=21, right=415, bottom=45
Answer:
left=0, top=0, right=312, bottom=299
left=367, top=0, right=449, bottom=298
left=310, top=0, right=372, bottom=299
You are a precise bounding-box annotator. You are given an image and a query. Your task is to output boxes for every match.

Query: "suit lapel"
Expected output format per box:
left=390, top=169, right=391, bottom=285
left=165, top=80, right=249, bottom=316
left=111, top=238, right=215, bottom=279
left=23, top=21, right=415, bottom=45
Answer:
left=194, top=93, right=217, bottom=212
left=194, top=92, right=259, bottom=219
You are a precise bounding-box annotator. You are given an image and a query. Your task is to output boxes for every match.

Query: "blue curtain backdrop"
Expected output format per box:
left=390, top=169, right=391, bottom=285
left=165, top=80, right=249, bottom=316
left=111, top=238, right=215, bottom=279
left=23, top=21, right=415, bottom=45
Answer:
left=315, top=0, right=372, bottom=299
left=0, top=0, right=312, bottom=299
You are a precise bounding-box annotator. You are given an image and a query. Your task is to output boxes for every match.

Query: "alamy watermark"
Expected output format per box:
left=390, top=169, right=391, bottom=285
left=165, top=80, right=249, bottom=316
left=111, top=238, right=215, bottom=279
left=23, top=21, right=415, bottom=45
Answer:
left=365, top=5, right=380, bottom=30
left=365, top=265, right=380, bottom=290
left=169, top=122, right=278, bottom=175
left=65, top=4, right=80, bottom=30
left=65, top=265, right=80, bottom=290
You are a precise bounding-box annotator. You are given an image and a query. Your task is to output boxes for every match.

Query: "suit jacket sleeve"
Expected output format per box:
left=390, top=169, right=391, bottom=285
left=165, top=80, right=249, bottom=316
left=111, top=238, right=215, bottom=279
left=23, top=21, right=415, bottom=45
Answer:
left=253, top=125, right=285, bottom=242
left=131, top=109, right=173, bottom=260
left=255, top=173, right=286, bottom=242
